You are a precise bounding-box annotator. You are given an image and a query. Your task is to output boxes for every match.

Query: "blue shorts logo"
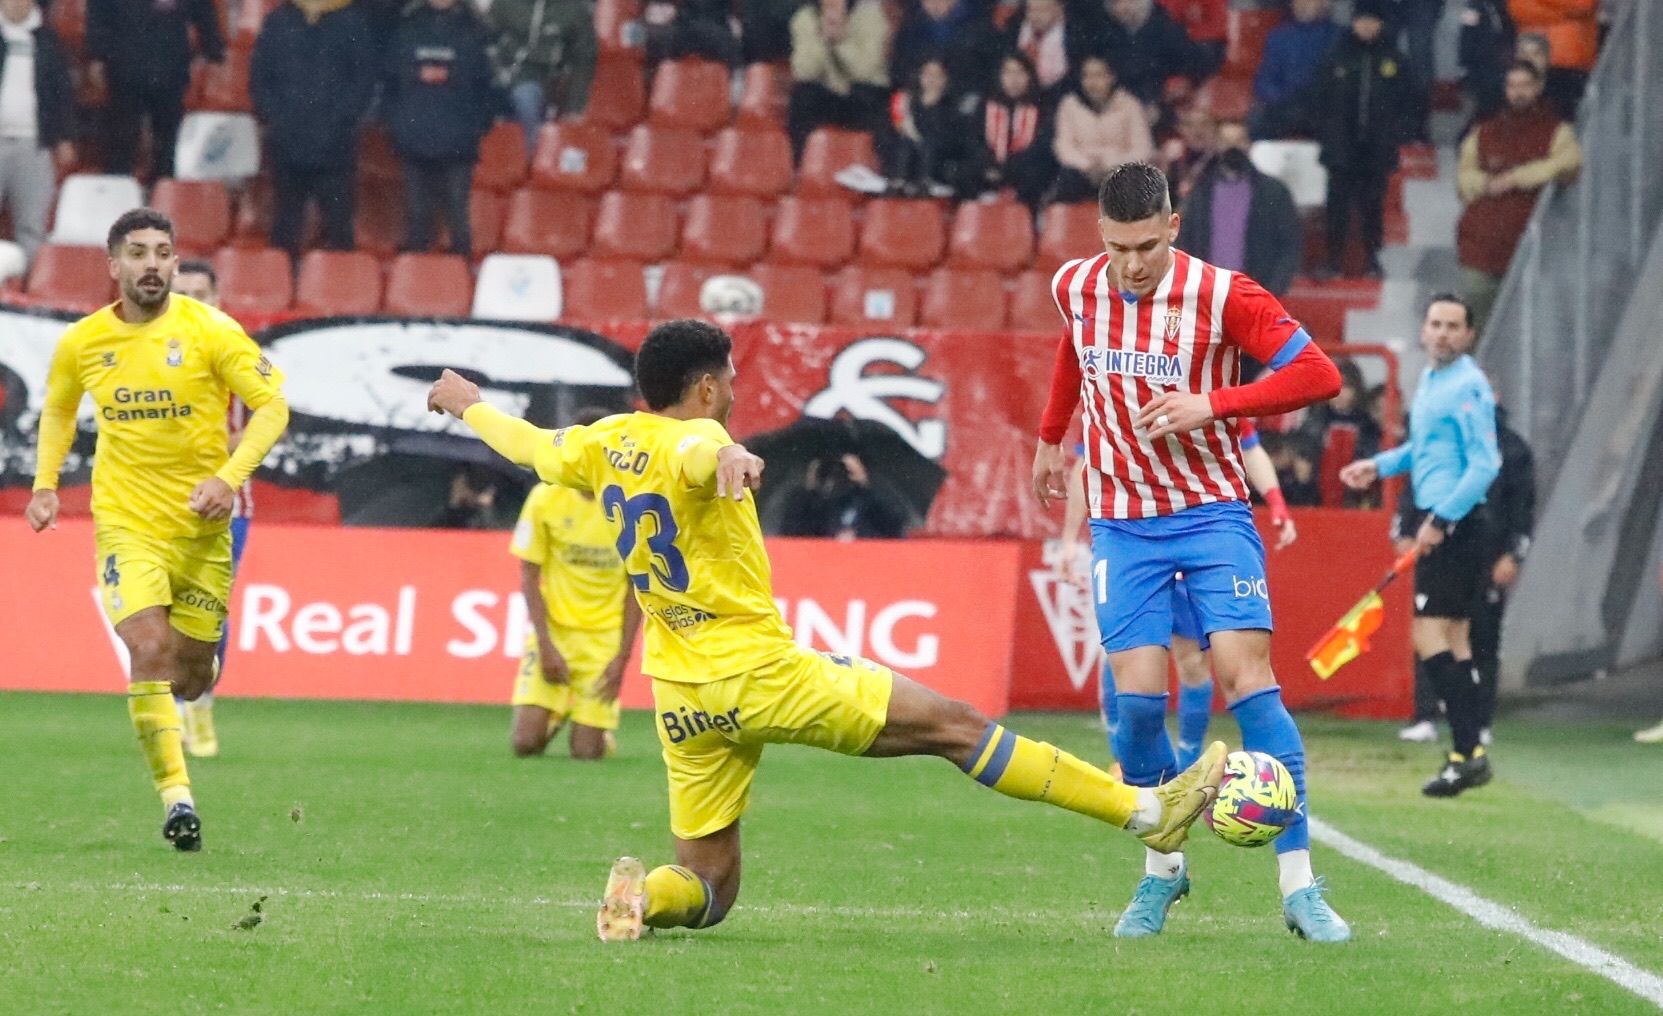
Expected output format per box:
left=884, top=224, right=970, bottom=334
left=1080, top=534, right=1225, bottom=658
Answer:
left=1233, top=575, right=1270, bottom=600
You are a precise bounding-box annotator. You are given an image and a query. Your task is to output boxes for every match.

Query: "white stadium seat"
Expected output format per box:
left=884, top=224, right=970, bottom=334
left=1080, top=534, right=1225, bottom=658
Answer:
left=0, top=240, right=25, bottom=283
left=1249, top=140, right=1328, bottom=209
left=471, top=253, right=562, bottom=321
left=49, top=174, right=144, bottom=246
left=174, top=112, right=262, bottom=183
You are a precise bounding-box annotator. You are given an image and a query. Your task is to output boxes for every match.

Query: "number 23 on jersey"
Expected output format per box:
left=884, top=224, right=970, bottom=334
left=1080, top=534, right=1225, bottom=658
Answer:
left=601, top=484, right=690, bottom=593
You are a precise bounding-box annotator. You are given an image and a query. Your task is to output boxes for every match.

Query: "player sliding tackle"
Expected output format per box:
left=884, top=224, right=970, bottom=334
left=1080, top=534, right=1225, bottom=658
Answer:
left=427, top=320, right=1226, bottom=941
left=1032, top=163, right=1350, bottom=941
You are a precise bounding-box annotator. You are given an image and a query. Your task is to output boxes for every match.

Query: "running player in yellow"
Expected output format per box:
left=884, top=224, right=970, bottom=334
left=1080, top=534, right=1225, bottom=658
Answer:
left=26, top=209, right=289, bottom=851
left=426, top=319, right=1226, bottom=941
left=510, top=408, right=643, bottom=759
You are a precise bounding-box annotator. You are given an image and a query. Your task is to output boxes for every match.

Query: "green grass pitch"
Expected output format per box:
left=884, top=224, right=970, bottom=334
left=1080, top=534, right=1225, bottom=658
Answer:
left=4, top=692, right=1662, bottom=1014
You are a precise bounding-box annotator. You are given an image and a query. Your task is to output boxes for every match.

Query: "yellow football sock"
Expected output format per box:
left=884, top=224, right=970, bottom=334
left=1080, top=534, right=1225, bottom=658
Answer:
left=961, top=723, right=1138, bottom=827
left=128, top=681, right=191, bottom=809
left=643, top=865, right=716, bottom=929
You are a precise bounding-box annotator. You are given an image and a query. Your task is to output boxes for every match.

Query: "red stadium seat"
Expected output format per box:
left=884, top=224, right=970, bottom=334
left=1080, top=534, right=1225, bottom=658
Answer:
left=829, top=265, right=917, bottom=327
left=681, top=194, right=766, bottom=267
left=858, top=198, right=946, bottom=270
left=797, top=128, right=878, bottom=197
left=590, top=191, right=678, bottom=262
left=230, top=176, right=273, bottom=246
left=654, top=261, right=726, bottom=318
left=583, top=57, right=647, bottom=131
left=1198, top=74, right=1254, bottom=121
left=769, top=195, right=855, bottom=268
left=359, top=124, right=401, bottom=184
left=947, top=198, right=1035, bottom=272
left=294, top=250, right=383, bottom=316
left=648, top=59, right=731, bottom=134
left=214, top=246, right=293, bottom=318
left=475, top=122, right=529, bottom=193
left=618, top=124, right=707, bottom=196
left=921, top=267, right=1008, bottom=330
left=353, top=180, right=403, bottom=257
left=530, top=121, right=617, bottom=193
left=501, top=189, right=593, bottom=260
left=196, top=45, right=253, bottom=113
left=737, top=62, right=790, bottom=126
left=26, top=244, right=111, bottom=308
left=467, top=189, right=506, bottom=255
left=1318, top=423, right=1359, bottom=507
left=560, top=259, right=647, bottom=320
left=750, top=262, right=827, bottom=324
left=707, top=126, right=793, bottom=198
left=1036, top=202, right=1100, bottom=271
left=1009, top=269, right=1062, bottom=333
left=385, top=253, right=473, bottom=317
left=149, top=179, right=231, bottom=254
left=594, top=0, right=644, bottom=56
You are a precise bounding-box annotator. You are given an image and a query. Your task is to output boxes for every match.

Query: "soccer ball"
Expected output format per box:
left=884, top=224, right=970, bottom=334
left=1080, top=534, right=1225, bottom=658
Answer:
left=1205, top=750, right=1298, bottom=848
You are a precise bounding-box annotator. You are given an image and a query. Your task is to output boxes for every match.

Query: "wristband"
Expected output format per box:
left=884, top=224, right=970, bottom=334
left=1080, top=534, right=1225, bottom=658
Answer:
left=1263, top=488, right=1290, bottom=524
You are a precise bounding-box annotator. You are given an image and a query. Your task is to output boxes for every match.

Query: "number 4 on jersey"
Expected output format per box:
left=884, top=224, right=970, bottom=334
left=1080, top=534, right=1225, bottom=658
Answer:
left=601, top=485, right=690, bottom=593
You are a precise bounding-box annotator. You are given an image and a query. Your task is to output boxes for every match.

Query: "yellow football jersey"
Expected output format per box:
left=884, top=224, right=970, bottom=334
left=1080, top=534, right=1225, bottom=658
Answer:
left=38, top=295, right=286, bottom=539
left=510, top=483, right=628, bottom=632
left=531, top=412, right=793, bottom=684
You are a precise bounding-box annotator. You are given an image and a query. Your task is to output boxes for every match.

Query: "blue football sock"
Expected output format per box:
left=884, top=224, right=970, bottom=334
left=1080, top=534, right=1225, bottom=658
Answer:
left=1111, top=693, right=1177, bottom=788
left=1175, top=680, right=1214, bottom=770
left=1230, top=686, right=1309, bottom=853
left=1098, top=660, right=1119, bottom=756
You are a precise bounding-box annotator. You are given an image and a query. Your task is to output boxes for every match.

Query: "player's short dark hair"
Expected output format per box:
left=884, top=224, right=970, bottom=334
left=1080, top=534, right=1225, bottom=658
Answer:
left=1506, top=58, right=1544, bottom=81
left=572, top=405, right=613, bottom=427
left=176, top=258, right=217, bottom=287
left=634, top=319, right=733, bottom=411
left=1426, top=292, right=1474, bottom=327
left=106, top=208, right=175, bottom=254
left=1098, top=162, right=1172, bottom=222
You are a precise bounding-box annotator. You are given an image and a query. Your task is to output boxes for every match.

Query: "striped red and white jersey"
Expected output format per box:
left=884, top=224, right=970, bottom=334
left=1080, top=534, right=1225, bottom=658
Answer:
left=228, top=396, right=254, bottom=520
left=1049, top=248, right=1305, bottom=520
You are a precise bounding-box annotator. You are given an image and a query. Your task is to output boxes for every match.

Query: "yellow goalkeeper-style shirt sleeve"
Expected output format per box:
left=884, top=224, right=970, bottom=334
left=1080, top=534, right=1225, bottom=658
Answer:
left=32, top=330, right=85, bottom=492
left=463, top=402, right=594, bottom=491
left=209, top=314, right=288, bottom=489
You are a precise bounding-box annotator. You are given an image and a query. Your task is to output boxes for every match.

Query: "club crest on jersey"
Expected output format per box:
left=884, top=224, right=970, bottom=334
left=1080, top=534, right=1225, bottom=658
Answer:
left=1082, top=347, right=1185, bottom=385
left=101, top=352, right=116, bottom=368
left=1163, top=305, right=1184, bottom=343
left=166, top=339, right=183, bottom=368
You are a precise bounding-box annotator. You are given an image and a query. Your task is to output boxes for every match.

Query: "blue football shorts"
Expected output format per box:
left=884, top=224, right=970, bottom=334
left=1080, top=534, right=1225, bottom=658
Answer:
left=1088, top=501, right=1273, bottom=654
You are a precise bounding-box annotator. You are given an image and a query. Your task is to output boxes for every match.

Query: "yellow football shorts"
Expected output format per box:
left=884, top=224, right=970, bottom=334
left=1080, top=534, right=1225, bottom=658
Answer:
left=94, top=525, right=232, bottom=644
left=654, top=646, right=896, bottom=840
left=513, top=625, right=623, bottom=731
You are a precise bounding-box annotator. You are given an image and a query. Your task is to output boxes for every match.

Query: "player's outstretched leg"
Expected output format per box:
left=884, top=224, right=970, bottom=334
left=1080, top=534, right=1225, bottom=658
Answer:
left=599, top=823, right=739, bottom=941
left=867, top=673, right=1224, bottom=852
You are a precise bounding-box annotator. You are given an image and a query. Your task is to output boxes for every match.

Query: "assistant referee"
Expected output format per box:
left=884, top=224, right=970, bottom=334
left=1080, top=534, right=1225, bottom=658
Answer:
left=1341, top=294, right=1501, bottom=798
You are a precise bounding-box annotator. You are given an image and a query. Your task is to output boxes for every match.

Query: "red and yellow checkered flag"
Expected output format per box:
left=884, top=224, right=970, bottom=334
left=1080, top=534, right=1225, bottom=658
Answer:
left=1306, top=550, right=1418, bottom=680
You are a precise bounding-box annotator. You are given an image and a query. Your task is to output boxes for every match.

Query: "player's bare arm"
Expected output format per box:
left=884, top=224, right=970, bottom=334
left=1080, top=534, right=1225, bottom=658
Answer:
left=1031, top=440, right=1069, bottom=506
left=714, top=445, right=764, bottom=500
left=427, top=368, right=483, bottom=419
left=598, top=593, right=643, bottom=702
left=519, top=560, right=569, bottom=685
left=1137, top=391, right=1215, bottom=442
left=25, top=490, right=60, bottom=532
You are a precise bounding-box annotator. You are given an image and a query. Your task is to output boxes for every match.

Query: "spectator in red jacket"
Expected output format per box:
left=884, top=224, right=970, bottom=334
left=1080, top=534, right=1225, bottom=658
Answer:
left=1455, top=59, right=1582, bottom=332
left=1158, top=0, right=1226, bottom=67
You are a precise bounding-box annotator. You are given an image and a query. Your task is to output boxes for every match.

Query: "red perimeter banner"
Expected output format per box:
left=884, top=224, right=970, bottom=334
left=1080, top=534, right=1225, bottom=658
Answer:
left=0, top=521, right=1018, bottom=718
left=0, top=516, right=1410, bottom=718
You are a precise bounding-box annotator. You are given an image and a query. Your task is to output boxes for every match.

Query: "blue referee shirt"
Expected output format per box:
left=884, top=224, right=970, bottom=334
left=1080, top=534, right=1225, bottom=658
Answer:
left=1373, top=354, right=1501, bottom=523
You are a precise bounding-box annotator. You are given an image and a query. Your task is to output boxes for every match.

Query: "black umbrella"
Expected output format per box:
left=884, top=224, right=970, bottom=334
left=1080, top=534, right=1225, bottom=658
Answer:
left=744, top=417, right=947, bottom=534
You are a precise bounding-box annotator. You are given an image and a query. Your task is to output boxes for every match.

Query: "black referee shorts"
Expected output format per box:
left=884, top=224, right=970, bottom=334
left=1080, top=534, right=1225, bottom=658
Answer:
left=1413, top=514, right=1492, bottom=620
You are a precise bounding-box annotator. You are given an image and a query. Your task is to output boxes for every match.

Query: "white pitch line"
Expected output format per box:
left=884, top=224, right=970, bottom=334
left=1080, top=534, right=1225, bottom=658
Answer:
left=1310, top=815, right=1663, bottom=1009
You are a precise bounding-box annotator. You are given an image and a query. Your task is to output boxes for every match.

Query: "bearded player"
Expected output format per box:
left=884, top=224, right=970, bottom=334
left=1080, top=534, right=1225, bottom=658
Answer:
left=427, top=319, right=1226, bottom=941
left=27, top=210, right=288, bottom=850
left=1032, top=163, right=1349, bottom=941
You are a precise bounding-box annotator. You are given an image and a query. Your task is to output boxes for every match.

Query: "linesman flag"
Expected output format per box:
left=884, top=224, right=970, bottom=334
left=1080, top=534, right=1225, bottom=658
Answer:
left=1306, top=550, right=1419, bottom=679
